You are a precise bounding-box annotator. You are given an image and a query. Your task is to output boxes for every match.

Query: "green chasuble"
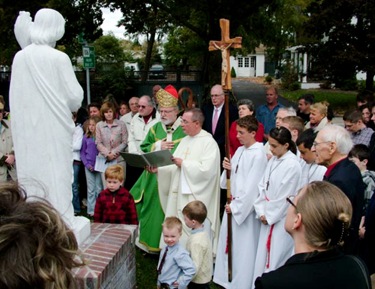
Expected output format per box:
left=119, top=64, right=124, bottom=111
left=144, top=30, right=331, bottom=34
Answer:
left=130, top=117, right=185, bottom=252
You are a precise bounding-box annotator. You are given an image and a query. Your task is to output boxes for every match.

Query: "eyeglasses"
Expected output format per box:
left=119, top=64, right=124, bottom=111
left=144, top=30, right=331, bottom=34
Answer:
left=312, top=141, right=331, bottom=147
left=139, top=105, right=147, bottom=109
left=211, top=94, right=223, bottom=98
left=286, top=195, right=297, bottom=210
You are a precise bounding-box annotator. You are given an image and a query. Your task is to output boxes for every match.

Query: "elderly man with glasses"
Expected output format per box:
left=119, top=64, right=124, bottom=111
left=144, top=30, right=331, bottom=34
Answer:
left=125, top=95, right=160, bottom=189
left=128, top=95, right=159, bottom=153
left=313, top=124, right=365, bottom=254
left=202, top=84, right=238, bottom=211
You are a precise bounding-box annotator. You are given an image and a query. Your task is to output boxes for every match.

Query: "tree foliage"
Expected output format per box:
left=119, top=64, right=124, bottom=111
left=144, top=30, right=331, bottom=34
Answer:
left=0, top=0, right=103, bottom=66
left=93, top=34, right=126, bottom=64
left=304, top=0, right=375, bottom=90
left=163, top=26, right=206, bottom=69
left=91, top=34, right=133, bottom=101
left=103, top=0, right=278, bottom=85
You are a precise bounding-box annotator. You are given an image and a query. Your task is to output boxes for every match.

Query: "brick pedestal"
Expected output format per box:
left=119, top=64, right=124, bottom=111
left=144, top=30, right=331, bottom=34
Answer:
left=73, top=223, right=137, bottom=289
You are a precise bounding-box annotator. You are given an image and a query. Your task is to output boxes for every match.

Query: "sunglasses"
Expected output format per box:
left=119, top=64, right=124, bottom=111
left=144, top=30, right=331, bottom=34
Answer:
left=286, top=196, right=297, bottom=210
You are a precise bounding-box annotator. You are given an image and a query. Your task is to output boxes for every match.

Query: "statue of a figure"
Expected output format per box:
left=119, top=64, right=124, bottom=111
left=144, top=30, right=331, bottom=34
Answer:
left=9, top=8, right=89, bottom=242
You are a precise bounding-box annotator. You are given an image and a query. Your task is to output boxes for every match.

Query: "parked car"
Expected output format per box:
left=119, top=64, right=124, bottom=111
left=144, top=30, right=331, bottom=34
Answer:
left=149, top=64, right=166, bottom=79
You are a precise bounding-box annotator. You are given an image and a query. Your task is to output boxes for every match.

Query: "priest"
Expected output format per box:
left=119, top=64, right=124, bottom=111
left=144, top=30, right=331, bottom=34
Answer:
left=130, top=85, right=185, bottom=253
left=157, top=108, right=221, bottom=252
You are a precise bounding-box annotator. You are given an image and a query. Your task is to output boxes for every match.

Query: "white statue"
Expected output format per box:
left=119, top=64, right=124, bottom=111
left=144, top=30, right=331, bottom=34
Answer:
left=9, top=8, right=90, bottom=243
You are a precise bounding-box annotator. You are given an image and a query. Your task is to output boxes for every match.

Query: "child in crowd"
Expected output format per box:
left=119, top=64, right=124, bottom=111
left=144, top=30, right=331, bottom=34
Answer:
left=182, top=201, right=213, bottom=289
left=157, top=217, right=196, bottom=289
left=72, top=112, right=84, bottom=214
left=296, top=128, right=327, bottom=185
left=94, top=164, right=138, bottom=224
left=348, top=144, right=375, bottom=275
left=348, top=144, right=375, bottom=211
left=80, top=116, right=103, bottom=217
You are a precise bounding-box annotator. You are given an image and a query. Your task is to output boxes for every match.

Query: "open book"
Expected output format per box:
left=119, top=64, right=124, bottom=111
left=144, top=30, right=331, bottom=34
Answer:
left=120, top=150, right=174, bottom=168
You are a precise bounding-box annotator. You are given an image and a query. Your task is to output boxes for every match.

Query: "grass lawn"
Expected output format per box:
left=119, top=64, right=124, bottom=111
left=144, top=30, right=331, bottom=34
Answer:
left=280, top=88, right=357, bottom=115
left=135, top=248, right=222, bottom=288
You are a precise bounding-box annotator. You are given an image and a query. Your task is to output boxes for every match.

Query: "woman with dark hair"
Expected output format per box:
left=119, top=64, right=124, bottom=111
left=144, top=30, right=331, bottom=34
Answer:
left=254, top=181, right=371, bottom=289
left=359, top=103, right=375, bottom=130
left=229, top=99, right=264, bottom=155
left=252, top=127, right=302, bottom=284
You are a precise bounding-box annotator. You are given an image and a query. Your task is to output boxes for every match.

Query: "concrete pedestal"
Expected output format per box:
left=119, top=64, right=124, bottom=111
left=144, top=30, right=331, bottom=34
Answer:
left=73, top=216, right=91, bottom=245
left=73, top=223, right=138, bottom=289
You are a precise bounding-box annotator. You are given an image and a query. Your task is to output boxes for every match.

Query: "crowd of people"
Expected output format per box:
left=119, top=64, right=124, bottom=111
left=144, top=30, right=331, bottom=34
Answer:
left=3, top=8, right=373, bottom=288
left=1, top=83, right=375, bottom=289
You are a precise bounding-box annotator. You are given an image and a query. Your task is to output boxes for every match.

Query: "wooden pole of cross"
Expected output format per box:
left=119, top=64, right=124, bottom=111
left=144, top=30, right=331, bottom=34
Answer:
left=208, top=19, right=242, bottom=90
left=209, top=18, right=242, bottom=283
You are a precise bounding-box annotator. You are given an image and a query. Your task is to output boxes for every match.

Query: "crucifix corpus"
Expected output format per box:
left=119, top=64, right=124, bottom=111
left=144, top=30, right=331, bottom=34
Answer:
left=208, top=18, right=242, bottom=90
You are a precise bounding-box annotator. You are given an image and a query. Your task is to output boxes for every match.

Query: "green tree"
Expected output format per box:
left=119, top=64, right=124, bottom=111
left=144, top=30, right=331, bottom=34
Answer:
left=304, top=0, right=375, bottom=90
left=0, top=0, right=103, bottom=66
left=103, top=0, right=171, bottom=81
left=92, top=34, right=132, bottom=100
left=257, top=0, right=314, bottom=65
left=93, top=33, right=126, bottom=64
left=103, top=0, right=278, bottom=86
left=163, top=26, right=206, bottom=70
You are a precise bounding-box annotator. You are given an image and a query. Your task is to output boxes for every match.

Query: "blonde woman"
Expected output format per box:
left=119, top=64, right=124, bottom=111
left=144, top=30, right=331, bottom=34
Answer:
left=254, top=181, right=371, bottom=289
left=305, top=102, right=329, bottom=132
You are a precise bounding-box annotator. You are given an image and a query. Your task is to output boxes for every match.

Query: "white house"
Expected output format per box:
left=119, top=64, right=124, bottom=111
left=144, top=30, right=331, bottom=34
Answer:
left=230, top=44, right=266, bottom=77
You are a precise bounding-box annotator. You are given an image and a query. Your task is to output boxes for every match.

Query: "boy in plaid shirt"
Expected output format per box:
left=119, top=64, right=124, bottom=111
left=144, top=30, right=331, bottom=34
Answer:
left=94, top=164, right=138, bottom=224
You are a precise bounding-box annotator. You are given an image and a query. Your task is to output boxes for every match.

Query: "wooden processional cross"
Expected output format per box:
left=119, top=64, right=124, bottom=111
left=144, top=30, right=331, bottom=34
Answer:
left=208, top=19, right=242, bottom=90
left=209, top=19, right=242, bottom=282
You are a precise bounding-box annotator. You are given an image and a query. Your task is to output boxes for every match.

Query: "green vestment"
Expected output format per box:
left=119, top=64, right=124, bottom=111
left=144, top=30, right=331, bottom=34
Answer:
left=130, top=118, right=185, bottom=252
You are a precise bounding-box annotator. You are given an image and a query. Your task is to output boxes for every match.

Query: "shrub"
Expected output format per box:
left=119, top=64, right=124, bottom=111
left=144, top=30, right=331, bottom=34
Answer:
left=231, top=67, right=236, bottom=78
left=280, top=60, right=298, bottom=90
left=339, top=79, right=358, bottom=91
left=288, top=81, right=301, bottom=91
left=320, top=81, right=332, bottom=89
left=265, top=75, right=273, bottom=84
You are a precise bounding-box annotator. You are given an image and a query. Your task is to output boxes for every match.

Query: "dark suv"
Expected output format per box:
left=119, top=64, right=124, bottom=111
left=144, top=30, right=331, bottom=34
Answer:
left=149, top=64, right=166, bottom=79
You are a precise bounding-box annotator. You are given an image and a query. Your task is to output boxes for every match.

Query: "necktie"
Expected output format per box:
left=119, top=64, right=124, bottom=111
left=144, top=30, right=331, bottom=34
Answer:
left=157, top=247, right=168, bottom=274
left=212, top=108, right=219, bottom=134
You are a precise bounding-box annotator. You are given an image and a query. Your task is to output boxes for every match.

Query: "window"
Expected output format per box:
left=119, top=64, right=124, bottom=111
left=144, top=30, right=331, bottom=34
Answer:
left=244, top=57, right=250, bottom=67
left=251, top=57, right=256, bottom=68
left=238, top=57, right=243, bottom=68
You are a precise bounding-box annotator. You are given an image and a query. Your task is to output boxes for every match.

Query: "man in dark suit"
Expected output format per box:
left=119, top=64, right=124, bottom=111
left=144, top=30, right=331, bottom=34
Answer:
left=313, top=124, right=365, bottom=254
left=202, top=84, right=238, bottom=211
left=202, top=84, right=238, bottom=164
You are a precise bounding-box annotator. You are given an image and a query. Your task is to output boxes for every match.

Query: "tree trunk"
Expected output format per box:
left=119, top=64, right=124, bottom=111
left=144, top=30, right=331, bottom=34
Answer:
left=141, top=28, right=156, bottom=82
left=366, top=70, right=374, bottom=91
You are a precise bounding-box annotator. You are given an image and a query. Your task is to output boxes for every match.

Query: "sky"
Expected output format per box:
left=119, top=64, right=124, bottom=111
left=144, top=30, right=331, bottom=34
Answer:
left=100, top=8, right=125, bottom=39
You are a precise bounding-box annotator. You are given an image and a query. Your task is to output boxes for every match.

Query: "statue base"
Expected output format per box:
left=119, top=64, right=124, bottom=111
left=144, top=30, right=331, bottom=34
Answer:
left=73, top=223, right=138, bottom=289
left=72, top=216, right=91, bottom=245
